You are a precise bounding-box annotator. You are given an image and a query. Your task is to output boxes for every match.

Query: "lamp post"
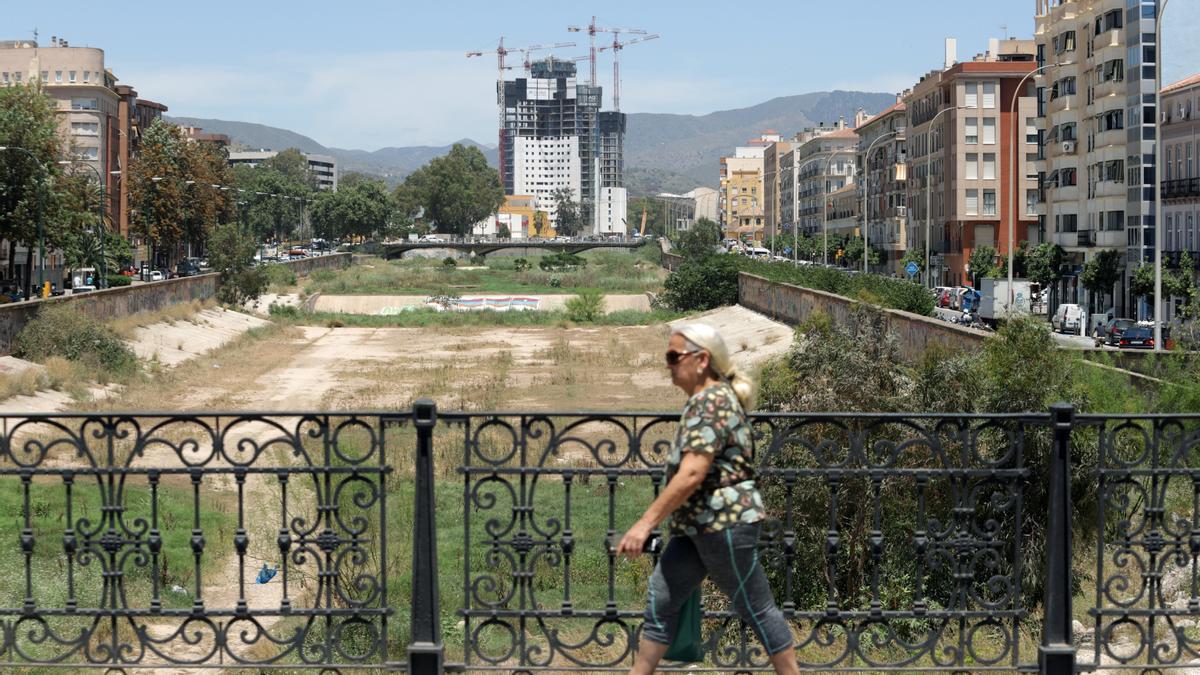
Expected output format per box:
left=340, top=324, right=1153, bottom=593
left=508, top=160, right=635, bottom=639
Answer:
left=58, top=160, right=107, bottom=288
left=922, top=106, right=969, bottom=287
left=1154, top=0, right=1170, bottom=351
left=862, top=130, right=899, bottom=274
left=0, top=146, right=49, bottom=298
left=1008, top=61, right=1070, bottom=313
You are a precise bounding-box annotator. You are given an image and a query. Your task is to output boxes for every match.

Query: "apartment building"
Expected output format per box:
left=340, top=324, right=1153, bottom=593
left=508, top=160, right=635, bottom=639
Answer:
left=0, top=37, right=167, bottom=281
left=719, top=134, right=776, bottom=240
left=1162, top=74, right=1200, bottom=319
left=857, top=99, right=908, bottom=274
left=905, top=38, right=1038, bottom=287
left=655, top=187, right=719, bottom=234
left=762, top=135, right=794, bottom=241
left=795, top=126, right=858, bottom=240
left=1035, top=0, right=1160, bottom=318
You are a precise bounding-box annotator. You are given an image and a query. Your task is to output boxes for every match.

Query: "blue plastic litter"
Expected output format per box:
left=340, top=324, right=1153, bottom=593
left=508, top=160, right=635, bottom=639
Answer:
left=255, top=563, right=278, bottom=584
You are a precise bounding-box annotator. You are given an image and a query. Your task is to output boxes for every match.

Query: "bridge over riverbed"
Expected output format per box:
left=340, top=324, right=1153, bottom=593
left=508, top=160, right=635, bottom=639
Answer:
left=381, top=240, right=644, bottom=259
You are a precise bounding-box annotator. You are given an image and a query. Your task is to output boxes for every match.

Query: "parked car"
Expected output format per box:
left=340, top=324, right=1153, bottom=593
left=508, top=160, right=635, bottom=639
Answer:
left=1051, top=303, right=1085, bottom=333
left=1117, top=325, right=1156, bottom=349
left=419, top=235, right=445, bottom=243
left=1097, top=317, right=1137, bottom=346
left=175, top=260, right=201, bottom=277
left=148, top=270, right=165, bottom=282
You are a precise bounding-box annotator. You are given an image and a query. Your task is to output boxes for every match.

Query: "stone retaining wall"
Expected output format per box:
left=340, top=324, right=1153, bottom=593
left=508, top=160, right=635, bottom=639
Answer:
left=0, top=253, right=350, bottom=354
left=737, top=272, right=987, bottom=360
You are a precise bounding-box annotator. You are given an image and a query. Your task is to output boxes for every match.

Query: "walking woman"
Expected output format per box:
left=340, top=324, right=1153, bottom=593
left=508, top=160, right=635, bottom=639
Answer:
left=617, top=323, right=799, bottom=675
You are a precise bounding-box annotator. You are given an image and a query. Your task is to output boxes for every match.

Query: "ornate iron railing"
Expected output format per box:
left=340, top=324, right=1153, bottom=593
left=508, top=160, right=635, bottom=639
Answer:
left=1, top=404, right=1196, bottom=674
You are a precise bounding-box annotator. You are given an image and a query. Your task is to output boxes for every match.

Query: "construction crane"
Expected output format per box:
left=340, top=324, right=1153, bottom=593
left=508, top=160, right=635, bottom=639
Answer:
left=597, top=34, right=659, bottom=112
left=567, top=17, right=647, bottom=87
left=513, top=41, right=577, bottom=75
left=466, top=37, right=528, bottom=190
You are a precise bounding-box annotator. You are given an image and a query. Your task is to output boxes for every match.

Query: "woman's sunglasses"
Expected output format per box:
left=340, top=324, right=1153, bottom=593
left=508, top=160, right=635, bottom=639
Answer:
left=665, top=349, right=698, bottom=366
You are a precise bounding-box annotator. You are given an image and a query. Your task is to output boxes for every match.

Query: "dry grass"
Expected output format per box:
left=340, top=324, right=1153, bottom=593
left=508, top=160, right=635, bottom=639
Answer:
left=107, top=298, right=217, bottom=340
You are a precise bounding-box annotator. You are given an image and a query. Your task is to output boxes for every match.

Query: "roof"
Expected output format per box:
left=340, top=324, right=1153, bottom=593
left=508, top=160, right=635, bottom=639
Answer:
left=824, top=128, right=859, bottom=139
left=1163, top=73, right=1200, bottom=94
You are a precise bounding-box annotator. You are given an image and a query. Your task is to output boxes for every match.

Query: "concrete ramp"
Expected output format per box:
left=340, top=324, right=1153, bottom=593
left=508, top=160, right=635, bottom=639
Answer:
left=127, top=308, right=270, bottom=366
left=670, top=305, right=795, bottom=372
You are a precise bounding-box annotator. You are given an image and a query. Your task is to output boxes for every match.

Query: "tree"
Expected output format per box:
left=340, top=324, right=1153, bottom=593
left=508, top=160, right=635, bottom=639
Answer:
left=1080, top=248, right=1123, bottom=313
left=400, top=144, right=503, bottom=236
left=497, top=223, right=511, bottom=240
left=661, top=254, right=740, bottom=311
left=842, top=236, right=881, bottom=268
left=900, top=248, right=925, bottom=277
left=674, top=218, right=722, bottom=261
left=0, top=82, right=72, bottom=294
left=969, top=245, right=998, bottom=284
left=129, top=119, right=191, bottom=268
left=1166, top=252, right=1197, bottom=307
left=260, top=148, right=317, bottom=191
left=207, top=221, right=265, bottom=305
left=309, top=179, right=394, bottom=243
left=550, top=186, right=583, bottom=237
left=1026, top=243, right=1066, bottom=288
left=1129, top=263, right=1155, bottom=301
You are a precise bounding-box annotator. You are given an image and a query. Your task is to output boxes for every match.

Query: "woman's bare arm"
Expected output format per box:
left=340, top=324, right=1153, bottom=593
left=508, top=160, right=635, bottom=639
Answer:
left=616, top=451, right=714, bottom=557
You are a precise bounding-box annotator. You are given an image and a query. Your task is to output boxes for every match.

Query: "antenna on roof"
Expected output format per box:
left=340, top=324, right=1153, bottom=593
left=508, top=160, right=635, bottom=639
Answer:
left=1000, top=24, right=1008, bottom=40
left=32, top=28, right=38, bottom=43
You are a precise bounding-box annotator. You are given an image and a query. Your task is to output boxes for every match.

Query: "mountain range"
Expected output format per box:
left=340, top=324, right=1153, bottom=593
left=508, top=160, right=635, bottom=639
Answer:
left=168, top=89, right=898, bottom=196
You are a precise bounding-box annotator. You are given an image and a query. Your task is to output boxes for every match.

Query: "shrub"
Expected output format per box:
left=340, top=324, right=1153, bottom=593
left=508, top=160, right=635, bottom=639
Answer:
left=738, top=257, right=934, bottom=316
left=565, top=289, right=605, bottom=322
left=268, top=303, right=301, bottom=318
left=309, top=269, right=336, bottom=283
left=106, top=274, right=132, bottom=287
left=264, top=265, right=297, bottom=287
left=13, top=303, right=137, bottom=377
left=660, top=254, right=740, bottom=311
left=548, top=276, right=562, bottom=288
left=539, top=252, right=587, bottom=271
left=217, top=267, right=268, bottom=306
left=513, top=258, right=530, bottom=273
left=442, top=257, right=457, bottom=268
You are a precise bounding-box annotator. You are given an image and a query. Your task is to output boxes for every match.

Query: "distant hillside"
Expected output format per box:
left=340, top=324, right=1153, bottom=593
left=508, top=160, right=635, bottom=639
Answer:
left=169, top=90, right=897, bottom=193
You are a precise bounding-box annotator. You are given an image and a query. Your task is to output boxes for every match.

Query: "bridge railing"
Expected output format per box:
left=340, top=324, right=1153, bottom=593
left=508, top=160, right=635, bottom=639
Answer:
left=2, top=404, right=1197, bottom=673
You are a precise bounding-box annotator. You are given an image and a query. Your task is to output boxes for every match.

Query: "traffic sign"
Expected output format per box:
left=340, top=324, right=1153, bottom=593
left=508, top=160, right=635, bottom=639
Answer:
left=905, top=261, right=919, bottom=279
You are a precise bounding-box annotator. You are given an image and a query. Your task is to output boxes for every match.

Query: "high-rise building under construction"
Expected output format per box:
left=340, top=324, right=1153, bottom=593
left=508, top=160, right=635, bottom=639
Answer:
left=500, top=57, right=627, bottom=234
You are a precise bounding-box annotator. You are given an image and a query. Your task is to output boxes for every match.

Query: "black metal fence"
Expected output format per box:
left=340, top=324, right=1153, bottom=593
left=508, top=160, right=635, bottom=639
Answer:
left=1, top=404, right=1198, bottom=673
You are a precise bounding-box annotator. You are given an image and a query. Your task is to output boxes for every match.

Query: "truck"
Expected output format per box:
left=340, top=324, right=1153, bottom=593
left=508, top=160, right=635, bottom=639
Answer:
left=978, top=278, right=1044, bottom=323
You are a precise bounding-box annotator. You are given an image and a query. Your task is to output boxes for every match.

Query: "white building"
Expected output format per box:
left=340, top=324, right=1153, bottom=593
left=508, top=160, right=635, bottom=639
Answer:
left=512, top=136, right=582, bottom=228
left=228, top=150, right=338, bottom=191
left=471, top=212, right=528, bottom=240
left=597, top=187, right=628, bottom=236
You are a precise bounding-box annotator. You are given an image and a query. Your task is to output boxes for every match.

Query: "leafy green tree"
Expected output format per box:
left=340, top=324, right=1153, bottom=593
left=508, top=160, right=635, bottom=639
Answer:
left=660, top=254, right=740, bottom=311
left=207, top=221, right=266, bottom=305
left=969, top=245, right=998, bottom=284
left=497, top=223, right=511, bottom=240
left=900, top=248, right=925, bottom=276
left=129, top=119, right=192, bottom=267
left=673, top=218, right=722, bottom=261
left=260, top=148, right=317, bottom=191
left=0, top=82, right=72, bottom=294
left=549, top=186, right=583, bottom=237
left=400, top=143, right=503, bottom=236
left=1026, top=243, right=1066, bottom=288
left=1080, top=248, right=1123, bottom=313
left=1166, top=252, right=1197, bottom=307
left=309, top=178, right=394, bottom=242
left=1129, top=263, right=1155, bottom=300
left=842, top=236, right=881, bottom=268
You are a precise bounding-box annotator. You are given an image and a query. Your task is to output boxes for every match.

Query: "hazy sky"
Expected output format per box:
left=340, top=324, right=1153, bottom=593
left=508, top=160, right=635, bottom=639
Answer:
left=8, top=0, right=1198, bottom=150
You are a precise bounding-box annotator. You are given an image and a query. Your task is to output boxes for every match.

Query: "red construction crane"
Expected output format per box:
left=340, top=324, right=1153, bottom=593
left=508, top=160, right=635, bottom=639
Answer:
left=597, top=33, right=659, bottom=111
left=567, top=16, right=647, bottom=87
left=513, top=41, right=577, bottom=75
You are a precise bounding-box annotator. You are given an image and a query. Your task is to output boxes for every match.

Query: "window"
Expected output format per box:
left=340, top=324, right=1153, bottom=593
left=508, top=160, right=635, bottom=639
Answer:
left=983, top=118, right=997, bottom=144
left=983, top=190, right=997, bottom=215
left=40, top=71, right=47, bottom=83
left=966, top=118, right=979, bottom=144
left=13, top=72, right=20, bottom=83
left=68, top=71, right=76, bottom=83
left=76, top=147, right=98, bottom=160
left=982, top=82, right=996, bottom=109
left=54, top=71, right=62, bottom=83
left=1167, top=147, right=1174, bottom=180
left=71, top=122, right=99, bottom=136
left=1062, top=167, right=1077, bottom=186
left=1168, top=214, right=1175, bottom=250
left=983, top=153, right=996, bottom=179
left=1053, top=30, right=1077, bottom=54
left=966, top=153, right=979, bottom=179
left=966, top=82, right=978, bottom=108
left=1027, top=189, right=1038, bottom=215
left=82, top=71, right=89, bottom=83
left=1057, top=213, right=1078, bottom=232
left=2, top=72, right=8, bottom=84
left=966, top=189, right=979, bottom=215
left=1189, top=143, right=1194, bottom=178
left=1099, top=109, right=1124, bottom=132
left=71, top=98, right=97, bottom=110
left=1026, top=117, right=1039, bottom=143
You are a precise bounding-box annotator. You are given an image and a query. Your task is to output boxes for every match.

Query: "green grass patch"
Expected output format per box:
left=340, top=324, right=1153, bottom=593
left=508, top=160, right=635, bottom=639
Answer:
left=304, top=250, right=665, bottom=295
left=0, top=475, right=236, bottom=662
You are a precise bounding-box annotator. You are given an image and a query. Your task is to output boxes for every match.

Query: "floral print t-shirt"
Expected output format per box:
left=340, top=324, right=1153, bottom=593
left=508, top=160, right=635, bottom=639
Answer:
left=667, top=382, right=764, bottom=536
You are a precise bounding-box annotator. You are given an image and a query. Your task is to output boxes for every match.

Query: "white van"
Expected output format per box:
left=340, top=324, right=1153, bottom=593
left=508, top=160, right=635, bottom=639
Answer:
left=746, top=247, right=771, bottom=258
left=1051, top=303, right=1085, bottom=333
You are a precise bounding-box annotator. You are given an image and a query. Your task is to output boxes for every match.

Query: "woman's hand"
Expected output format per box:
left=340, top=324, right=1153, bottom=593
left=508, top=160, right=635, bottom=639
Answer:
left=617, top=520, right=654, bottom=558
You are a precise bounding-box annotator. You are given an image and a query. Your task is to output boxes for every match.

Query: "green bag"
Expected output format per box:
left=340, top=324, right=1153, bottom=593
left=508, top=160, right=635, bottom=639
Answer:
left=663, top=588, right=704, bottom=663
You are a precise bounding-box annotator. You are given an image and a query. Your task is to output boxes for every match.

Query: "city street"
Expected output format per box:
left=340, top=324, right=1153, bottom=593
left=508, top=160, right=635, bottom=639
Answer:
left=931, top=307, right=1096, bottom=349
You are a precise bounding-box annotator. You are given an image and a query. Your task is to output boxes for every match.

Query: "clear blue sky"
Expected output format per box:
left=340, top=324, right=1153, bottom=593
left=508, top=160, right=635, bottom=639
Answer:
left=9, top=0, right=1198, bottom=150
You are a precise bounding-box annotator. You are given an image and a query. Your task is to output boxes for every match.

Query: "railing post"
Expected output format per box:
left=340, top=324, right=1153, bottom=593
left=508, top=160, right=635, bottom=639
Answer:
left=1040, top=402, right=1076, bottom=675
left=409, top=399, right=444, bottom=674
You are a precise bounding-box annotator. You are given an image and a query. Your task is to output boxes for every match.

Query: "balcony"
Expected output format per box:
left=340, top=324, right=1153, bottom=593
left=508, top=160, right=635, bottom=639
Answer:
left=1164, top=178, right=1200, bottom=200
left=1077, top=230, right=1095, bottom=247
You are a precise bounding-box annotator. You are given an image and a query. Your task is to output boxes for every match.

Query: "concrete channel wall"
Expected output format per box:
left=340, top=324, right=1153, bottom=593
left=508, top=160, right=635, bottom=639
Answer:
left=0, top=253, right=350, bottom=355
left=737, top=273, right=988, bottom=360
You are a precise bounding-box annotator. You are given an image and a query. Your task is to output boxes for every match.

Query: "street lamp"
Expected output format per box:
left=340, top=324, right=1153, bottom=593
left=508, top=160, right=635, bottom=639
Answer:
left=1154, top=0, right=1170, bottom=351
left=861, top=130, right=899, bottom=274
left=921, top=105, right=969, bottom=287
left=1008, top=60, right=1073, bottom=313
left=58, top=159, right=108, bottom=288
left=0, top=146, right=49, bottom=297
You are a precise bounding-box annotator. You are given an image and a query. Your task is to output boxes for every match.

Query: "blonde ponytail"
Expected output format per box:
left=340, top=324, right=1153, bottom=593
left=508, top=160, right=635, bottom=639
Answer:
left=671, top=322, right=756, bottom=411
